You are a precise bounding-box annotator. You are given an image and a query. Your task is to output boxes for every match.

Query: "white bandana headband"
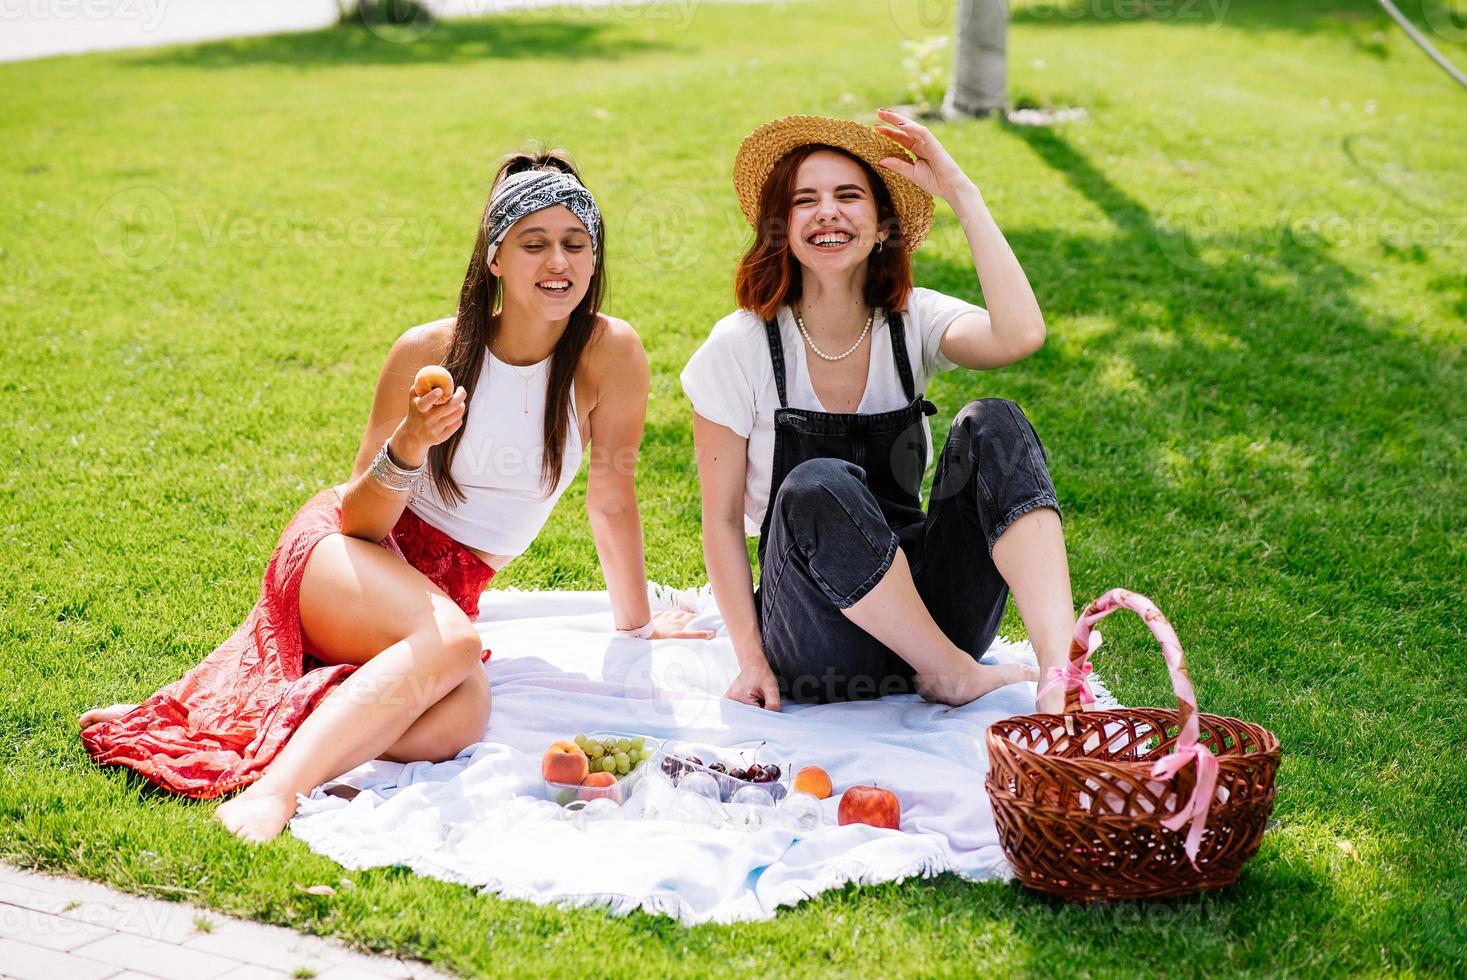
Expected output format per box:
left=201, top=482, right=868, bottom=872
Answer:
left=484, top=169, right=603, bottom=266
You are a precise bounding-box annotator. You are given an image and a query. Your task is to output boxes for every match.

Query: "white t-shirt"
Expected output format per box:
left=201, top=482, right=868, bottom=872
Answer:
left=680, top=286, right=983, bottom=536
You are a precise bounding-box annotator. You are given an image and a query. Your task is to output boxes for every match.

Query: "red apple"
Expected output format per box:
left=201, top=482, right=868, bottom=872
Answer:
left=838, top=785, right=901, bottom=830
left=542, top=740, right=590, bottom=785
left=578, top=771, right=622, bottom=804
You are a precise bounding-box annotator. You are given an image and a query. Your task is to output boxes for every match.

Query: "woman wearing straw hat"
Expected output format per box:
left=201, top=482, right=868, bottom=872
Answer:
left=682, top=110, right=1077, bottom=710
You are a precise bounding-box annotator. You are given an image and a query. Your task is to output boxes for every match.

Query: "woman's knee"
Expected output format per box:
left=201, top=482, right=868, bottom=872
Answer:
left=775, top=458, right=865, bottom=512
left=952, top=398, right=1033, bottom=443
left=947, top=398, right=1050, bottom=472
left=774, top=459, right=888, bottom=546
left=417, top=606, right=485, bottom=681
left=765, top=459, right=898, bottom=603
left=771, top=459, right=877, bottom=541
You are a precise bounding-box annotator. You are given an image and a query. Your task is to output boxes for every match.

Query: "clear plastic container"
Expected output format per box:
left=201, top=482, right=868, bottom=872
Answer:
left=655, top=741, right=793, bottom=804
left=542, top=731, right=662, bottom=807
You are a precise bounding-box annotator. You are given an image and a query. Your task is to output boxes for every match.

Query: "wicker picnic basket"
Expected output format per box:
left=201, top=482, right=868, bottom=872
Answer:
left=985, top=588, right=1280, bottom=901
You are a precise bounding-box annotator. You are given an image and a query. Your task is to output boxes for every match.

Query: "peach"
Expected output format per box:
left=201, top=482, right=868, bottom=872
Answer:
left=412, top=365, right=454, bottom=399
left=793, top=766, right=833, bottom=800
left=578, top=771, right=622, bottom=804
left=837, top=785, right=901, bottom=830
left=541, top=740, right=589, bottom=785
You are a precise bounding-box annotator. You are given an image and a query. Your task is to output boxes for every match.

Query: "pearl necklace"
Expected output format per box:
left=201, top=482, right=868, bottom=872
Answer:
left=794, top=307, right=874, bottom=362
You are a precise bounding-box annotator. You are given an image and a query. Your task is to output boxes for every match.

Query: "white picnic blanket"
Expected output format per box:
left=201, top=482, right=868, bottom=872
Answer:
left=288, top=584, right=1118, bottom=924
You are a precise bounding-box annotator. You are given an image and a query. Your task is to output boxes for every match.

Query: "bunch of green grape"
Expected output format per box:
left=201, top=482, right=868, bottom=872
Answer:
left=575, top=734, right=655, bottom=777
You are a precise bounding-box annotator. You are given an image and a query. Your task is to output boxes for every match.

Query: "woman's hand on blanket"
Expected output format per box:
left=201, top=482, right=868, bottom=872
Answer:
left=648, top=608, right=717, bottom=641
left=725, top=658, right=782, bottom=712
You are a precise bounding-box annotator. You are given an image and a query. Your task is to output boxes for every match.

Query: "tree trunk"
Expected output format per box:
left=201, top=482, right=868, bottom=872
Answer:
left=945, top=0, right=1009, bottom=117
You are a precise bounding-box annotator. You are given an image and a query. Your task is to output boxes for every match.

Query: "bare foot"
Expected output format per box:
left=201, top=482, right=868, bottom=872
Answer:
left=78, top=703, right=139, bottom=730
left=915, top=661, right=1039, bottom=707
left=214, top=785, right=299, bottom=843
left=1035, top=685, right=1107, bottom=715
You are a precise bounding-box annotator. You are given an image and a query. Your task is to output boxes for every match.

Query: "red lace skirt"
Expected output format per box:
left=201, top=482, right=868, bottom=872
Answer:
left=80, top=487, right=495, bottom=799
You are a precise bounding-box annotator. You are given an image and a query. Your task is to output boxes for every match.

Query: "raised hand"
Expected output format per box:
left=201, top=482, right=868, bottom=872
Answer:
left=874, top=107, right=976, bottom=204
left=392, top=383, right=467, bottom=466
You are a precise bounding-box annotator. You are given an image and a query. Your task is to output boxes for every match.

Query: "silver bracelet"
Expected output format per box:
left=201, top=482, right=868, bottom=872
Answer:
left=615, top=620, right=655, bottom=640
left=370, top=441, right=427, bottom=494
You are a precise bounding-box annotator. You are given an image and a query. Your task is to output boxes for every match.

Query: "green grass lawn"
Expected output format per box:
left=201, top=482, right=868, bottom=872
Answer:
left=2, top=0, right=1464, bottom=974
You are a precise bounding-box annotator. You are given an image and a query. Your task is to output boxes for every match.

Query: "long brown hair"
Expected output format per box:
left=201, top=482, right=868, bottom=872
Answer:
left=734, top=144, right=913, bottom=321
left=429, top=149, right=606, bottom=505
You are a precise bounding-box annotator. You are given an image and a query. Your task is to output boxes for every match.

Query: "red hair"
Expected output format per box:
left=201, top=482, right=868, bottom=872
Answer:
left=734, top=144, right=913, bottom=321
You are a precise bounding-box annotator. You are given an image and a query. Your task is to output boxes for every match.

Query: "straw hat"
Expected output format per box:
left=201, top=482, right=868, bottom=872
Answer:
left=733, top=114, right=935, bottom=253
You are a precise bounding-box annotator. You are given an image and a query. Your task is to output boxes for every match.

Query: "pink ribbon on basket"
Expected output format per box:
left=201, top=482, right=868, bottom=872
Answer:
left=1075, top=589, right=1217, bottom=870
left=1150, top=742, right=1219, bottom=870
left=1037, top=659, right=1096, bottom=707
left=1036, top=629, right=1102, bottom=707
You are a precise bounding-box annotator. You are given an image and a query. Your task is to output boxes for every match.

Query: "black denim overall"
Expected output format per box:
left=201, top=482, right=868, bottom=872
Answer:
left=754, top=312, right=1063, bottom=704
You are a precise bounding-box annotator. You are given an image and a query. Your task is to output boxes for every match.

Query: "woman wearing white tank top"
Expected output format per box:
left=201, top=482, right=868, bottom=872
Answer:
left=80, top=150, right=711, bottom=843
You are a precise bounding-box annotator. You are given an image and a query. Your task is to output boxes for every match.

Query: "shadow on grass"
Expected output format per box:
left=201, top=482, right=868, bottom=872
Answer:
left=1340, top=133, right=1445, bottom=216
left=892, top=118, right=1462, bottom=969
left=919, top=118, right=1460, bottom=525
left=924, top=120, right=1459, bottom=630
left=127, top=17, right=668, bottom=70
left=1011, top=0, right=1455, bottom=40
left=775, top=845, right=1340, bottom=974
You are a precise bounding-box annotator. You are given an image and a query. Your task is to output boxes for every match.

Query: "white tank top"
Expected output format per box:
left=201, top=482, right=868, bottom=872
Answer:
left=408, top=348, right=583, bottom=557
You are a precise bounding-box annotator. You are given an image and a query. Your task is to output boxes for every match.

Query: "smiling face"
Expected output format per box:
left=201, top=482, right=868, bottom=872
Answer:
left=735, top=144, right=913, bottom=321
left=488, top=204, right=595, bottom=321
left=785, top=149, right=888, bottom=278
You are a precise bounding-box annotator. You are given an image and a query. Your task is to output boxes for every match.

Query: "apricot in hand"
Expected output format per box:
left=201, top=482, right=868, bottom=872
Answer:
left=412, top=365, right=454, bottom=399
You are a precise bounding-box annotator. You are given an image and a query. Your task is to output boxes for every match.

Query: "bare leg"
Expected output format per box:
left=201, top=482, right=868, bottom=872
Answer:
left=843, top=548, right=1038, bottom=706
left=991, top=507, right=1079, bottom=713
left=215, top=625, right=478, bottom=841
left=214, top=534, right=487, bottom=843
left=79, top=676, right=488, bottom=761
left=379, top=666, right=491, bottom=764
left=79, top=704, right=138, bottom=730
